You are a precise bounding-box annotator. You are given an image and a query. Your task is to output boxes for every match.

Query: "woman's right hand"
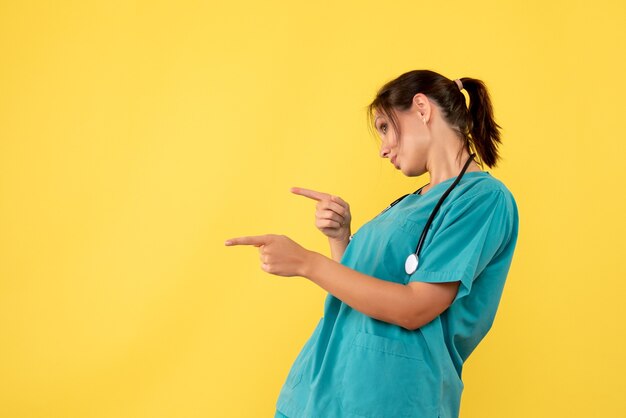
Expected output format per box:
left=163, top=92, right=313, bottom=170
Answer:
left=291, top=187, right=352, bottom=241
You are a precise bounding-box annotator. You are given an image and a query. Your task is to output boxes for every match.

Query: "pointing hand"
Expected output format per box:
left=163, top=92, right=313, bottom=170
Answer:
left=224, top=234, right=313, bottom=277
left=290, top=187, right=352, bottom=241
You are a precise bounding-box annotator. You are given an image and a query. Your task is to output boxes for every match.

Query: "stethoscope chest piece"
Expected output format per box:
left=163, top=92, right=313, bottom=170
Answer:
left=405, top=253, right=418, bottom=275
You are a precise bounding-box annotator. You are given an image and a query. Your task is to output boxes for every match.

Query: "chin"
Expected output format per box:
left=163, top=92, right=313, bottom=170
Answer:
left=402, top=167, right=419, bottom=177
left=409, top=167, right=427, bottom=177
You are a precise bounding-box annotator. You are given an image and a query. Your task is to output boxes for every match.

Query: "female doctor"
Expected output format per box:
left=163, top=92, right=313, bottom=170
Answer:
left=225, top=69, right=519, bottom=418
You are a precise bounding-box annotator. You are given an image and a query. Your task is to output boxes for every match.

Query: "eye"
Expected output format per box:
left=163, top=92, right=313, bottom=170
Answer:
left=379, top=123, right=388, bottom=135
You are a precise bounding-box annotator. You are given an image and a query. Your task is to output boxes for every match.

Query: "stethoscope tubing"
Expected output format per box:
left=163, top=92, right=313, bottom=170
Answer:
left=372, top=153, right=477, bottom=275
left=412, top=153, right=476, bottom=263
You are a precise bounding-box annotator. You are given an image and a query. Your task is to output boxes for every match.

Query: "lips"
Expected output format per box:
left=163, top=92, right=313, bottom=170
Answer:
left=391, top=156, right=398, bottom=168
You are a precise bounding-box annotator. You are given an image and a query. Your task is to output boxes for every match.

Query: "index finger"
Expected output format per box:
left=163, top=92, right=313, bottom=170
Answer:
left=330, top=194, right=349, bottom=209
left=290, top=187, right=331, bottom=201
left=224, top=235, right=268, bottom=247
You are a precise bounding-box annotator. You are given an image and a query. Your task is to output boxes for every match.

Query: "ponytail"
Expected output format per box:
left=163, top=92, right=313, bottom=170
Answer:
left=460, top=77, right=503, bottom=168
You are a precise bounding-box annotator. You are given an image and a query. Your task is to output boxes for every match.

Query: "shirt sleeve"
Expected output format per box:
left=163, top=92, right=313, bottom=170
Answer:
left=407, top=189, right=514, bottom=302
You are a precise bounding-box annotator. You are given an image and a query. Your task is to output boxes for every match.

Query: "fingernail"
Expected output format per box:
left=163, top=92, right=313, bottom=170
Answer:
left=225, top=240, right=232, bottom=246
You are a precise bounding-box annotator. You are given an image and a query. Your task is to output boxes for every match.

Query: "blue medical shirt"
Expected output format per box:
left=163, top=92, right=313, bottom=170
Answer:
left=276, top=171, right=519, bottom=418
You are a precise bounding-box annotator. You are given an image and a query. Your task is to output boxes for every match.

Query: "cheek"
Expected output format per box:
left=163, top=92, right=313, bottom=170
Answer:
left=399, top=141, right=423, bottom=168
left=399, top=140, right=416, bottom=158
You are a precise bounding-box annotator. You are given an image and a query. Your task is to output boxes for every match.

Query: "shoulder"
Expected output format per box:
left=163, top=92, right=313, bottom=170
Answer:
left=444, top=173, right=518, bottom=231
left=456, top=172, right=517, bottom=208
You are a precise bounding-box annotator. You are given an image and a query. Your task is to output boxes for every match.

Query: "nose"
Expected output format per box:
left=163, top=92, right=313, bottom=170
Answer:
left=379, top=143, right=390, bottom=158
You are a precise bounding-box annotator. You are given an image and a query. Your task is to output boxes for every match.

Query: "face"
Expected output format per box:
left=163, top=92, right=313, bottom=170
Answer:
left=375, top=97, right=431, bottom=177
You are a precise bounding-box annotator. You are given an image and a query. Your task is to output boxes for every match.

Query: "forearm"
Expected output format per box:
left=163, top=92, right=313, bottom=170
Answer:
left=328, top=235, right=350, bottom=262
left=302, top=251, right=415, bottom=330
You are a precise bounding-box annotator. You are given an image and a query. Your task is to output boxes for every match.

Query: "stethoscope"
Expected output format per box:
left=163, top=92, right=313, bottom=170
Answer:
left=375, top=153, right=477, bottom=275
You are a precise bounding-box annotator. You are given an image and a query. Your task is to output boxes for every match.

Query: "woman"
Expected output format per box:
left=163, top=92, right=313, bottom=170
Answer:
left=225, top=69, right=519, bottom=418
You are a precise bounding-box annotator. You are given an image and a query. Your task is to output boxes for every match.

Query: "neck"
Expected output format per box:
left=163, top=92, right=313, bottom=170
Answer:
left=425, top=148, right=480, bottom=187
left=423, top=120, right=482, bottom=186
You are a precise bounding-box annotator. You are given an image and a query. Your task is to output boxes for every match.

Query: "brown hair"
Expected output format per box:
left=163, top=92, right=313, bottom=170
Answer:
left=366, top=69, right=503, bottom=168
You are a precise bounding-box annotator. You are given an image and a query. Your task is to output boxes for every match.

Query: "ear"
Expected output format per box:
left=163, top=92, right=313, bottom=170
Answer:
left=412, top=93, right=432, bottom=122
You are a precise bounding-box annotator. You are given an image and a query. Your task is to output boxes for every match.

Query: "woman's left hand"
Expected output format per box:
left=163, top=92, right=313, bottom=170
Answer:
left=224, top=234, right=314, bottom=277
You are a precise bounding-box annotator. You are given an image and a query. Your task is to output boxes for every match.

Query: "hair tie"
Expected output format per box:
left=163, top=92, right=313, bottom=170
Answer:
left=454, top=78, right=463, bottom=91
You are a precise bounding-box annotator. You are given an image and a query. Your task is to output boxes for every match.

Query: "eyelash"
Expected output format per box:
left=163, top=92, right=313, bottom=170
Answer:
left=379, top=123, right=388, bottom=134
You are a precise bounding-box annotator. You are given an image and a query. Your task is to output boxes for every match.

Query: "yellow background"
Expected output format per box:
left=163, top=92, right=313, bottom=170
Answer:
left=1, top=1, right=624, bottom=417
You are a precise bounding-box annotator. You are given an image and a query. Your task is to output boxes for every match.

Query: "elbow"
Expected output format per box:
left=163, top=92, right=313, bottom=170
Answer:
left=404, top=310, right=451, bottom=331
left=398, top=291, right=428, bottom=331
left=399, top=318, right=415, bottom=331
left=401, top=308, right=440, bottom=331
left=399, top=311, right=424, bottom=331
left=400, top=321, right=421, bottom=332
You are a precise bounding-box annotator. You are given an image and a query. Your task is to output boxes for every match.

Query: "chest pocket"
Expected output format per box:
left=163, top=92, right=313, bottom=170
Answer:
left=373, top=217, right=432, bottom=284
left=398, top=217, right=427, bottom=235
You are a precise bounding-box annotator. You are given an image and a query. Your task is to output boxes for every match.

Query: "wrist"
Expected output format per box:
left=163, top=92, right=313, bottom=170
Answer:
left=329, top=231, right=351, bottom=244
left=300, top=250, right=325, bottom=279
